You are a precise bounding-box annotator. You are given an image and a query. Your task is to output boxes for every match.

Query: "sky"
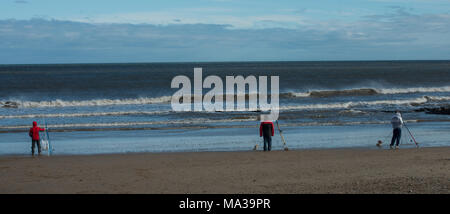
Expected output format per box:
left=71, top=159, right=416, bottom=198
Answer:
left=0, top=0, right=449, bottom=64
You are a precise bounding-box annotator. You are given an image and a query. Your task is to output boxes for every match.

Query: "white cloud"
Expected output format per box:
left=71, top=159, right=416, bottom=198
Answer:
left=63, top=7, right=310, bottom=29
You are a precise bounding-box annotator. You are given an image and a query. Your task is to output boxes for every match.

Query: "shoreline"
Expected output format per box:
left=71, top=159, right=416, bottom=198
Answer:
left=2, top=121, right=450, bottom=156
left=0, top=139, right=436, bottom=157
left=1, top=147, right=449, bottom=193
left=0, top=144, right=434, bottom=158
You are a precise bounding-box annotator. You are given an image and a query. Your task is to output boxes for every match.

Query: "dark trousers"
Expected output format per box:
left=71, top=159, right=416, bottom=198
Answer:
left=390, top=128, right=402, bottom=146
left=32, top=140, right=41, bottom=155
left=263, top=136, right=272, bottom=151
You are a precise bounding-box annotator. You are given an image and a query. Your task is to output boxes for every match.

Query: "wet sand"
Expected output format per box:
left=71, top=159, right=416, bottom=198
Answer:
left=0, top=147, right=449, bottom=193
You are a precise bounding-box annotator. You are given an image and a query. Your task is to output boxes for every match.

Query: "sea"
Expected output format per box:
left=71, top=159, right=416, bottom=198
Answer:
left=0, top=61, right=449, bottom=155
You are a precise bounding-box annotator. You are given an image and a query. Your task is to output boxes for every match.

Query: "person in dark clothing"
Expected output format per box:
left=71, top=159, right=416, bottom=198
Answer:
left=29, top=121, right=45, bottom=156
left=259, top=120, right=274, bottom=151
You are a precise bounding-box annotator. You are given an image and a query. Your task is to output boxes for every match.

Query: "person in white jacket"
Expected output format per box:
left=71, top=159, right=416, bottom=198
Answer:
left=390, top=111, right=403, bottom=149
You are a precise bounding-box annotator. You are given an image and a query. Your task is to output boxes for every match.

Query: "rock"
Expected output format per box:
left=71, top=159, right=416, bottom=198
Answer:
left=424, top=106, right=450, bottom=115
left=2, top=101, right=19, bottom=108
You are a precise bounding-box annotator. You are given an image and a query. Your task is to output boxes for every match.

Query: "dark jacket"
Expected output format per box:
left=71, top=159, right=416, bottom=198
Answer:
left=259, top=121, right=274, bottom=138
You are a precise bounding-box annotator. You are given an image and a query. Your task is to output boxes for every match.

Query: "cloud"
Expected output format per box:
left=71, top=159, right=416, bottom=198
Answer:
left=64, top=7, right=308, bottom=30
left=0, top=9, right=449, bottom=64
left=14, top=0, right=28, bottom=3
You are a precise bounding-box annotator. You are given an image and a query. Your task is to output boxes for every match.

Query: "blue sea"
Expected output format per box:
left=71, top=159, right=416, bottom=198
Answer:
left=0, top=61, right=449, bottom=155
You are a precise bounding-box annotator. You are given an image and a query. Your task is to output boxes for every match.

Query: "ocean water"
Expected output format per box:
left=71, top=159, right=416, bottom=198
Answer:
left=0, top=61, right=449, bottom=155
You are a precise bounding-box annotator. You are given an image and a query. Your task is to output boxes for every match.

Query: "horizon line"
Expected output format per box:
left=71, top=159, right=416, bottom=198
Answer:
left=1, top=59, right=449, bottom=66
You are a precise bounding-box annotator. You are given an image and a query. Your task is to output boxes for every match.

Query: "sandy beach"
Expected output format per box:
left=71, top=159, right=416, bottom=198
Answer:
left=0, top=147, right=449, bottom=194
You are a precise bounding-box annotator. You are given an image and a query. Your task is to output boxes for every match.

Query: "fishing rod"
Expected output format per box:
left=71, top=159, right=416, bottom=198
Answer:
left=404, top=123, right=419, bottom=148
left=276, top=120, right=289, bottom=151
left=44, top=119, right=53, bottom=155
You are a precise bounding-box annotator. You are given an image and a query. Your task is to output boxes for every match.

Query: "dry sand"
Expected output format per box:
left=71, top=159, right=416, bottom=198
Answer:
left=0, top=147, right=449, bottom=194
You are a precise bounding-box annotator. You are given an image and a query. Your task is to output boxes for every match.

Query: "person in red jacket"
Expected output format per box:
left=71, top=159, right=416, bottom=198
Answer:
left=259, top=120, right=274, bottom=151
left=29, top=121, right=45, bottom=156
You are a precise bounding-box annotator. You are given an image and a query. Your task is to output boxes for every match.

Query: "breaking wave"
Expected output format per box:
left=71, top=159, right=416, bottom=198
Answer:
left=284, top=86, right=450, bottom=98
left=379, top=86, right=450, bottom=94
left=424, top=96, right=450, bottom=102
left=0, top=96, right=172, bottom=108
left=0, top=119, right=430, bottom=132
left=278, top=97, right=430, bottom=111
left=0, top=117, right=258, bottom=129
left=0, top=110, right=171, bottom=119
left=283, top=88, right=378, bottom=98
left=1, top=96, right=448, bottom=116
left=1, top=86, right=449, bottom=109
